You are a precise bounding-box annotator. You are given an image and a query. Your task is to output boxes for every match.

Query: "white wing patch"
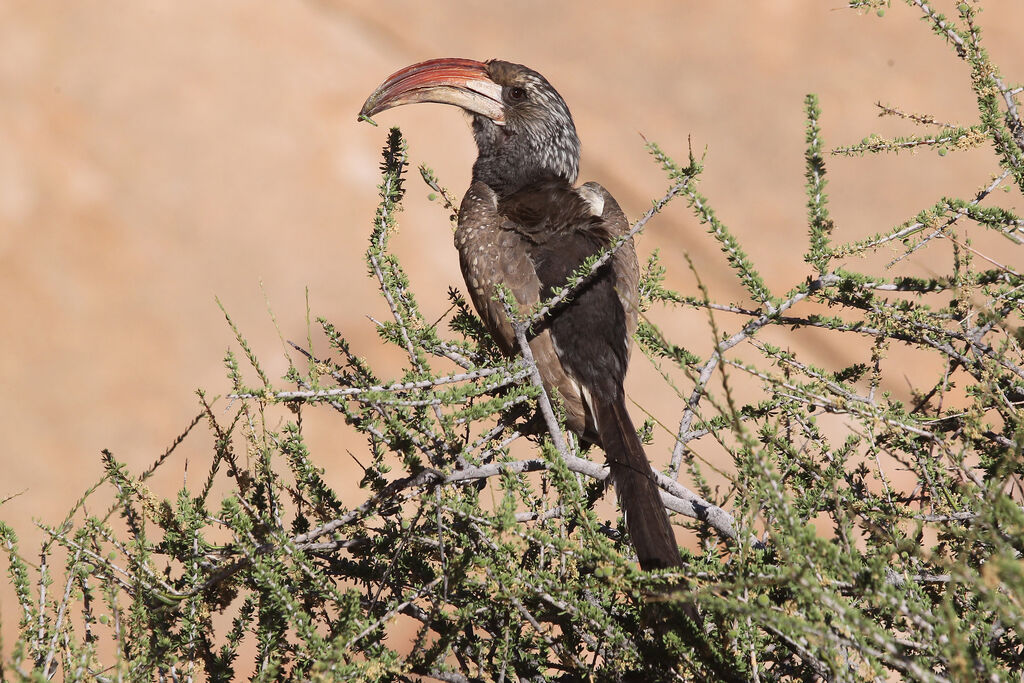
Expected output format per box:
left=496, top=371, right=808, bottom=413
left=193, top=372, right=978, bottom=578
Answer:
left=576, top=185, right=605, bottom=217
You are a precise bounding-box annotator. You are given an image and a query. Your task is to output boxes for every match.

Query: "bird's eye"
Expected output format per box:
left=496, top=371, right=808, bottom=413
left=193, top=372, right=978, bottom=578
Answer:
left=506, top=86, right=527, bottom=103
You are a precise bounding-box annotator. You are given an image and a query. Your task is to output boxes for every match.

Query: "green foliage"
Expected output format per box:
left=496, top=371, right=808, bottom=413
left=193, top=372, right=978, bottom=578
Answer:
left=3, top=3, right=1024, bottom=681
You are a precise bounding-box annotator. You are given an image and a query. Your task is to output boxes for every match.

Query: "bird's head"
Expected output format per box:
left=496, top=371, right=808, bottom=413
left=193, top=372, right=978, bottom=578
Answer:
left=359, top=58, right=580, bottom=196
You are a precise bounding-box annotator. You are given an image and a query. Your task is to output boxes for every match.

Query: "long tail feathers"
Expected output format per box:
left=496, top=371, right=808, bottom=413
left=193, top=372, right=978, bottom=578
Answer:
left=594, top=394, right=680, bottom=570
left=593, top=394, right=748, bottom=679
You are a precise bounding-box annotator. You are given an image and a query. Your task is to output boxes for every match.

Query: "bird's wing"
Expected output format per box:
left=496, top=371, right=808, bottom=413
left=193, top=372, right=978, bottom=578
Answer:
left=457, top=181, right=590, bottom=436
left=493, top=179, right=633, bottom=402
left=578, top=182, right=639, bottom=356
left=503, top=181, right=680, bottom=569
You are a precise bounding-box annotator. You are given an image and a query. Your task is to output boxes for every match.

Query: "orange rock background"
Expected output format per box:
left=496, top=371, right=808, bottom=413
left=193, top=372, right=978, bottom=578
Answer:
left=2, top=0, right=1022, bottom=657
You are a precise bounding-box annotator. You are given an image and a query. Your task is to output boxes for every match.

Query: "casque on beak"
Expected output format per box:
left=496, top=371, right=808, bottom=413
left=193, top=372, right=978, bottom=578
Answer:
left=358, top=58, right=505, bottom=125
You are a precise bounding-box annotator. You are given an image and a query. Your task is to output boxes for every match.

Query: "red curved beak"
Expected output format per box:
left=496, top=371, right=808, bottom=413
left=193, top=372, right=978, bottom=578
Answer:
left=358, top=58, right=505, bottom=125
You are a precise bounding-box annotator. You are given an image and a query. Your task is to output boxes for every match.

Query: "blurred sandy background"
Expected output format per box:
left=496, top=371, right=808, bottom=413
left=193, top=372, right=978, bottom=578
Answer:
left=2, top=0, right=1022, bottom=656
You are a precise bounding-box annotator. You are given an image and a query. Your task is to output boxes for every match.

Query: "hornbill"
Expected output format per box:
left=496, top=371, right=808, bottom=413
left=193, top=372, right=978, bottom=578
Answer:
left=359, top=59, right=680, bottom=571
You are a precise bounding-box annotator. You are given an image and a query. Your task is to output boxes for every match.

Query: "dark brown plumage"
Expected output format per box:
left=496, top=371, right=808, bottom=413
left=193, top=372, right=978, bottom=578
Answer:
left=359, top=58, right=680, bottom=571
